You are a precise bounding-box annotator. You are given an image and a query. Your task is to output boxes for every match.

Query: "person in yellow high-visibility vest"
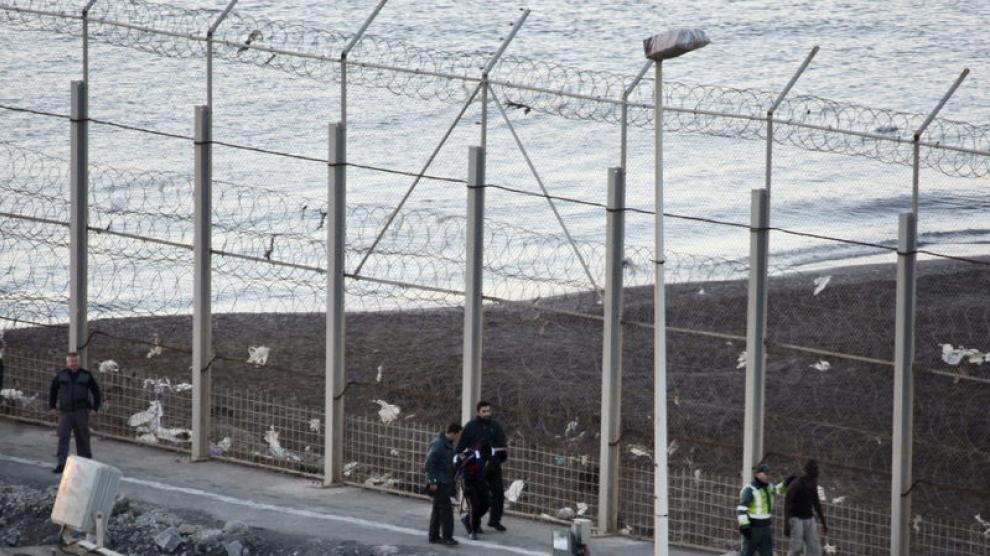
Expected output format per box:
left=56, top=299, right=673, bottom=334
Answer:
left=736, top=463, right=796, bottom=556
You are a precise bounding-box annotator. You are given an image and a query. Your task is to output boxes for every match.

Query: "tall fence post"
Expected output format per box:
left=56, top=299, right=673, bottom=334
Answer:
left=598, top=167, right=625, bottom=533
left=742, top=188, right=770, bottom=482
left=462, top=146, right=485, bottom=424
left=69, top=81, right=89, bottom=369
left=191, top=105, right=212, bottom=462
left=891, top=212, right=917, bottom=555
left=324, top=122, right=346, bottom=486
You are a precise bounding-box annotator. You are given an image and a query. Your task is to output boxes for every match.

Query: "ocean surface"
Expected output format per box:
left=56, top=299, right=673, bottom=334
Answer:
left=1, top=0, right=988, bottom=303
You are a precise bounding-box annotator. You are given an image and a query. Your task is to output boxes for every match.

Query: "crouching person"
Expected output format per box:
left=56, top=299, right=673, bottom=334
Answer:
left=426, top=422, right=462, bottom=546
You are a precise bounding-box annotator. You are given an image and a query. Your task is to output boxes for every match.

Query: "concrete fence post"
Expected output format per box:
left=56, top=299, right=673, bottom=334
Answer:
left=462, top=146, right=485, bottom=424
left=742, top=188, right=770, bottom=482
left=891, top=212, right=917, bottom=555
left=69, top=81, right=89, bottom=369
left=324, top=122, right=346, bottom=486
left=191, top=105, right=212, bottom=462
left=598, top=167, right=625, bottom=533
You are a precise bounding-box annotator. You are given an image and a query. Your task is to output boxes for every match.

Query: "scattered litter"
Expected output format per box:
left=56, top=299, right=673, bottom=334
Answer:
left=667, top=439, right=679, bottom=457
left=264, top=425, right=301, bottom=462
left=505, top=480, right=525, bottom=504
left=247, top=345, right=270, bottom=366
left=629, top=445, right=652, bottom=458
left=128, top=400, right=192, bottom=444
left=810, top=360, right=831, bottom=372
left=737, top=351, right=747, bottom=369
left=579, top=455, right=590, bottom=466
left=343, top=461, right=360, bottom=477
left=619, top=526, right=633, bottom=535
left=0, top=389, right=36, bottom=404
left=673, top=395, right=680, bottom=406
left=308, top=418, right=321, bottom=432
left=817, top=485, right=827, bottom=502
left=539, top=513, right=555, bottom=521
left=142, top=377, right=192, bottom=394
left=941, top=343, right=987, bottom=366
left=374, top=399, right=400, bottom=424
left=823, top=543, right=837, bottom=554
left=812, top=275, right=832, bottom=296
left=693, top=469, right=702, bottom=481
left=554, top=455, right=567, bottom=465
left=564, top=419, right=578, bottom=436
left=146, top=336, right=163, bottom=358
left=557, top=506, right=575, bottom=520
left=376, top=365, right=384, bottom=383
left=364, top=472, right=397, bottom=488
left=389, top=448, right=399, bottom=456
left=98, top=360, right=119, bottom=373
left=576, top=502, right=589, bottom=516
left=912, top=514, right=922, bottom=532
left=210, top=437, right=232, bottom=456
left=832, top=496, right=846, bottom=505
left=975, top=514, right=990, bottom=537
left=697, top=288, right=706, bottom=296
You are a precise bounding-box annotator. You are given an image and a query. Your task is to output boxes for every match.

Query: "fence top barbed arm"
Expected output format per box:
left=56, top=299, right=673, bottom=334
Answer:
left=915, top=68, right=969, bottom=139
left=341, top=0, right=387, bottom=60
left=483, top=8, right=530, bottom=77
left=768, top=45, right=818, bottom=115
left=207, top=0, right=238, bottom=38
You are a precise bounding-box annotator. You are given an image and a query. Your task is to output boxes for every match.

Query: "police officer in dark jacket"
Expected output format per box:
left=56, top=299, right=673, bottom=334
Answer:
left=425, top=422, right=462, bottom=546
left=48, top=352, right=101, bottom=473
left=456, top=400, right=509, bottom=532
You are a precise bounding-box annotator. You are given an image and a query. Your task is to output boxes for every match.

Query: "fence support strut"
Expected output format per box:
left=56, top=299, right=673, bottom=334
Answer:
left=69, top=81, right=89, bottom=370
left=462, top=146, right=485, bottom=424
left=598, top=166, right=625, bottom=533
left=891, top=212, right=917, bottom=556
left=742, top=188, right=769, bottom=483
left=191, top=106, right=213, bottom=462
left=324, top=123, right=346, bottom=485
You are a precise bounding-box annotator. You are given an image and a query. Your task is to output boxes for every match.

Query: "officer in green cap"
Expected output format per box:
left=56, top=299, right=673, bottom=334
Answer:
left=736, top=463, right=796, bottom=556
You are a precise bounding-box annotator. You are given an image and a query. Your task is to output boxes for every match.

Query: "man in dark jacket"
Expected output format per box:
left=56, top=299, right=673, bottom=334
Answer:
left=784, top=459, right=828, bottom=556
left=48, top=352, right=101, bottom=474
left=456, top=400, right=509, bottom=533
left=425, top=422, right=462, bottom=546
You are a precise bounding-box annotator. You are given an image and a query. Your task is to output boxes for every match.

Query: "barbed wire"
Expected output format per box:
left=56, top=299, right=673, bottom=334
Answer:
left=2, top=0, right=990, bottom=178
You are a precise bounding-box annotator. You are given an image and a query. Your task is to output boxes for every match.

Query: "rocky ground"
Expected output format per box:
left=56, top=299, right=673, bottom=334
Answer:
left=0, top=478, right=448, bottom=556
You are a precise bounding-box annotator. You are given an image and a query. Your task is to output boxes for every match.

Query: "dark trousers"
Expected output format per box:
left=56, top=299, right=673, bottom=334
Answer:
left=486, top=462, right=505, bottom=525
left=463, top=477, right=490, bottom=532
left=429, top=483, right=455, bottom=541
left=57, top=409, right=92, bottom=466
left=741, top=525, right=773, bottom=556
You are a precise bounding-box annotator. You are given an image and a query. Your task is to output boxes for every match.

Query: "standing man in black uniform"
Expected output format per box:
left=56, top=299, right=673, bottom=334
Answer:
left=457, top=400, right=509, bottom=533
left=425, top=422, right=462, bottom=546
left=48, top=352, right=102, bottom=474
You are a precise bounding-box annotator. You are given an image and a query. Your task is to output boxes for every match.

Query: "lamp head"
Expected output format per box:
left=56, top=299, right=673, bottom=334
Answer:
left=644, top=28, right=710, bottom=61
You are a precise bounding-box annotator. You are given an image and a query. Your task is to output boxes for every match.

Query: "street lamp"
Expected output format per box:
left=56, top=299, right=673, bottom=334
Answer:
left=642, top=28, right=709, bottom=556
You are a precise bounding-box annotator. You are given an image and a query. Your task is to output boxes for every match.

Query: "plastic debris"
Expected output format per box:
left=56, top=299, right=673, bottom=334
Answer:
left=308, top=418, right=320, bottom=432
left=811, top=360, right=831, bottom=372
left=813, top=275, right=832, bottom=296
left=129, top=400, right=192, bottom=444
left=697, top=288, right=706, bottom=296
left=146, top=337, right=163, bottom=359
left=912, top=514, right=922, bottom=532
left=817, top=485, right=827, bottom=502
left=557, top=506, right=575, bottom=520
left=264, top=425, right=301, bottom=462
left=142, top=377, right=192, bottom=394
left=667, top=439, right=679, bottom=457
left=823, top=543, right=837, bottom=554
left=0, top=389, right=36, bottom=404
left=98, top=360, right=119, bottom=373
left=832, top=496, right=846, bottom=505
left=374, top=399, right=400, bottom=424
left=247, top=345, right=270, bottom=366
left=364, top=472, right=397, bottom=488
left=564, top=419, right=578, bottom=436
left=343, top=461, right=360, bottom=477
left=505, top=480, right=525, bottom=504
left=389, top=448, right=399, bottom=456
left=210, top=437, right=232, bottom=456
left=737, top=351, right=747, bottom=369
left=941, top=343, right=987, bottom=366
left=376, top=365, right=384, bottom=383
left=693, top=469, right=702, bottom=481
left=975, top=514, right=990, bottom=537
left=629, top=445, right=652, bottom=458
left=129, top=400, right=164, bottom=429
left=576, top=502, right=589, bottom=516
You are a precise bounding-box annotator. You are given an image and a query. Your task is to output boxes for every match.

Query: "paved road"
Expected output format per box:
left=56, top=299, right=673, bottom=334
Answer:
left=0, top=419, right=725, bottom=556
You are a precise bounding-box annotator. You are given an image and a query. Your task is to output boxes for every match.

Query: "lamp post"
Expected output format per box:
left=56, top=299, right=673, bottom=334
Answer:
left=643, top=28, right=709, bottom=556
